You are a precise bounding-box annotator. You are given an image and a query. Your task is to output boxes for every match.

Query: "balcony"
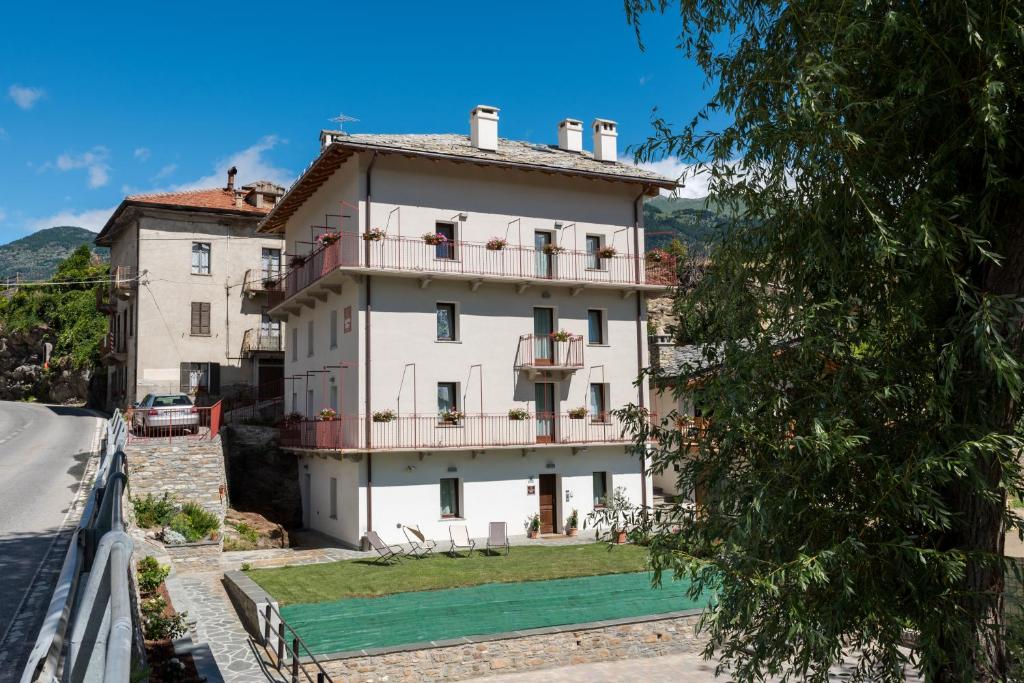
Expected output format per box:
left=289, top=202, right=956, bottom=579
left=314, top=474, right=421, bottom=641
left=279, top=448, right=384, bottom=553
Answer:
left=241, top=328, right=283, bottom=355
left=242, top=267, right=284, bottom=298
left=269, top=233, right=664, bottom=315
left=100, top=333, right=126, bottom=365
left=112, top=265, right=137, bottom=300
left=278, top=411, right=635, bottom=453
left=95, top=287, right=116, bottom=315
left=514, top=334, right=584, bottom=378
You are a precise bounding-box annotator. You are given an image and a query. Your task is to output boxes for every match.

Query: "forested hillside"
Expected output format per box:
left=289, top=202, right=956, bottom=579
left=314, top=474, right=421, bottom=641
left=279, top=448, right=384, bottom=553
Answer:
left=0, top=226, right=107, bottom=282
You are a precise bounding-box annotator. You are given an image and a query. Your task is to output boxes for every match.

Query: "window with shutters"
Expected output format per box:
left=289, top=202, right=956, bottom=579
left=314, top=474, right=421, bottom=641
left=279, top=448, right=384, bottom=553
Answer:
left=191, top=242, right=211, bottom=275
left=190, top=302, right=211, bottom=336
left=179, top=362, right=221, bottom=395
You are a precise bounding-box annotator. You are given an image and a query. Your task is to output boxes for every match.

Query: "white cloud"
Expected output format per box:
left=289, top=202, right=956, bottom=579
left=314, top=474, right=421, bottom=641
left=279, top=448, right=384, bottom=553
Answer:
left=152, top=163, right=177, bottom=181
left=52, top=146, right=111, bottom=188
left=9, top=84, right=44, bottom=110
left=133, top=147, right=151, bottom=161
left=639, top=75, right=653, bottom=86
left=172, top=135, right=291, bottom=191
left=0, top=208, right=7, bottom=223
left=26, top=206, right=116, bottom=232
left=626, top=157, right=712, bottom=198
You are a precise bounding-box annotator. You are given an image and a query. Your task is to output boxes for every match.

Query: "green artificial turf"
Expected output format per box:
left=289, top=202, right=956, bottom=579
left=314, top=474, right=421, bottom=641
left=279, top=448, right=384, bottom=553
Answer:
left=247, top=543, right=650, bottom=605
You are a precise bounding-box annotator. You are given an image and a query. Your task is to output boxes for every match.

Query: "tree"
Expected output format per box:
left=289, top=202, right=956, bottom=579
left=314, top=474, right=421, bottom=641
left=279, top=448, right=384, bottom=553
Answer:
left=622, top=1, right=1024, bottom=680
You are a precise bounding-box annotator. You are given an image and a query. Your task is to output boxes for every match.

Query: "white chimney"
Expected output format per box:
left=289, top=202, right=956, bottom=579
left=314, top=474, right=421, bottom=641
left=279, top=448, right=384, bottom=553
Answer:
left=592, top=118, right=618, bottom=162
left=470, top=105, right=500, bottom=151
left=557, top=118, right=583, bottom=153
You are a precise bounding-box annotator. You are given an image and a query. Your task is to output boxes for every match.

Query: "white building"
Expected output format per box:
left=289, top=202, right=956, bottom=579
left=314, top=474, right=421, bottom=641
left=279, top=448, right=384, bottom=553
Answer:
left=259, top=106, right=675, bottom=547
left=95, top=170, right=286, bottom=409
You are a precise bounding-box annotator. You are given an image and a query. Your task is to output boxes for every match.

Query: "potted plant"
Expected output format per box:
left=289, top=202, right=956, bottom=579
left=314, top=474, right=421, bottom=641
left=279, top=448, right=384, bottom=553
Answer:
left=551, top=329, right=572, bottom=342
left=568, top=406, right=588, bottom=419
left=597, top=245, right=618, bottom=259
left=372, top=409, right=396, bottom=423
left=318, top=408, right=337, bottom=421
left=566, top=509, right=579, bottom=537
left=423, top=232, right=448, bottom=246
left=585, top=486, right=632, bottom=544
left=508, top=407, right=530, bottom=421
left=280, top=411, right=305, bottom=427
left=439, top=408, right=464, bottom=424
left=645, top=249, right=667, bottom=263
left=486, top=237, right=508, bottom=251
left=525, top=513, right=541, bottom=539
left=288, top=255, right=306, bottom=268
left=542, top=243, right=565, bottom=255
left=316, top=232, right=340, bottom=247
left=262, top=276, right=277, bottom=289
left=363, top=228, right=385, bottom=241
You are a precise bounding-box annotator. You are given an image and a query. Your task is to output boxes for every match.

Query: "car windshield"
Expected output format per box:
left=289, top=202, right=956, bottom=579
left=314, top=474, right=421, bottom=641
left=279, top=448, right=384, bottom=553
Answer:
left=152, top=395, right=192, bottom=407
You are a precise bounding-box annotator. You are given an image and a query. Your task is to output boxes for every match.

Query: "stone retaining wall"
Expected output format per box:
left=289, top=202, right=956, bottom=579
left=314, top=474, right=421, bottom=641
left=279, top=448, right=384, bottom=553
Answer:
left=315, top=613, right=704, bottom=682
left=164, top=539, right=223, bottom=573
left=125, top=436, right=226, bottom=518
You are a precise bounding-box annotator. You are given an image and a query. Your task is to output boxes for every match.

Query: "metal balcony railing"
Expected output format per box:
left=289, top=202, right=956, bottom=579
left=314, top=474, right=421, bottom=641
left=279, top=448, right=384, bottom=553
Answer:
left=242, top=267, right=284, bottom=296
left=514, top=333, right=584, bottom=370
left=241, top=328, right=283, bottom=354
left=112, top=265, right=136, bottom=290
left=272, top=232, right=650, bottom=307
left=278, top=411, right=635, bottom=451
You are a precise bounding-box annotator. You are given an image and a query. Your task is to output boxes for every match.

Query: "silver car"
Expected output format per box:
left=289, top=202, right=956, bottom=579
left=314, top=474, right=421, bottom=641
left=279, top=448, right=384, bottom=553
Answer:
left=132, top=393, right=200, bottom=435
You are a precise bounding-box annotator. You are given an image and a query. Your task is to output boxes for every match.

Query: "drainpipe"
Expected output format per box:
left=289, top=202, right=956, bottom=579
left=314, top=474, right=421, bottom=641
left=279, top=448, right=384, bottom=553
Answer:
left=633, top=186, right=648, bottom=508
left=364, top=152, right=377, bottom=538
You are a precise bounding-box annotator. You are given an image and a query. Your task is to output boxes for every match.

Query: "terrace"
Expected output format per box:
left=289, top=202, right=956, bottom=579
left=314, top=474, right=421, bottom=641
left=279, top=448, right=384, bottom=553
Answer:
left=279, top=411, right=636, bottom=453
left=267, top=232, right=668, bottom=314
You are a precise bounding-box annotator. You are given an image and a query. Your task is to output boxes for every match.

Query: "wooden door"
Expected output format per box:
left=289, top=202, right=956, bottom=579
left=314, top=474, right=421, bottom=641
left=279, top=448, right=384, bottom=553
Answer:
left=538, top=474, right=556, bottom=534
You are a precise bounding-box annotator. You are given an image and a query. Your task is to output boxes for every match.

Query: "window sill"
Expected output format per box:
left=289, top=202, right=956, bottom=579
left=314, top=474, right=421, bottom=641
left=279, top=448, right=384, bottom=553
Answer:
left=587, top=343, right=609, bottom=348
left=190, top=333, right=212, bottom=338
left=440, top=516, right=465, bottom=521
left=435, top=339, right=461, bottom=344
left=191, top=272, right=212, bottom=277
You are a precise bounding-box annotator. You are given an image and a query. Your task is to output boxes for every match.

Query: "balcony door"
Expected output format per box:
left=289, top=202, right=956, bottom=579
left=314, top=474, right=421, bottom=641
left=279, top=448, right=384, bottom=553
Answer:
left=534, top=231, right=553, bottom=278
left=533, top=307, right=554, bottom=365
left=535, top=382, right=555, bottom=443
left=261, top=248, right=281, bottom=280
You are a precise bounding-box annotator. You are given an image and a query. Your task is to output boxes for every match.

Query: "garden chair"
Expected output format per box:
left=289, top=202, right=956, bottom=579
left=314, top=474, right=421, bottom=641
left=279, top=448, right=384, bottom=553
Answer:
left=485, top=521, right=509, bottom=556
left=448, top=525, right=476, bottom=556
left=366, top=530, right=404, bottom=564
left=402, top=524, right=437, bottom=558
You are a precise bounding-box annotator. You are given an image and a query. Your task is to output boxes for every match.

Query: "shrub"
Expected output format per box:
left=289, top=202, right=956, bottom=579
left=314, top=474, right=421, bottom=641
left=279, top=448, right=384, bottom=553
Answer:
left=232, top=522, right=259, bottom=545
left=508, top=407, right=530, bottom=421
left=372, top=409, right=396, bottom=423
left=137, top=556, right=170, bottom=595
left=241, top=562, right=253, bottom=572
left=169, top=502, right=220, bottom=543
left=568, top=407, right=588, bottom=419
left=141, top=596, right=188, bottom=641
left=132, top=493, right=176, bottom=529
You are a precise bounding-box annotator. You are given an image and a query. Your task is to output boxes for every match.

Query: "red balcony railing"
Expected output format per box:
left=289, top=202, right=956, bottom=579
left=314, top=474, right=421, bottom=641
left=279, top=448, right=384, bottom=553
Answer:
left=272, top=232, right=649, bottom=306
left=278, top=412, right=636, bottom=451
left=125, top=402, right=222, bottom=443
left=515, top=334, right=584, bottom=370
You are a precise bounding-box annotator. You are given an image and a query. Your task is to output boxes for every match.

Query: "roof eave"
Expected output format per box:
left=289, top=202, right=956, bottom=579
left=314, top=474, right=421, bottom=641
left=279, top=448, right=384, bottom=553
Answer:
left=96, top=199, right=268, bottom=245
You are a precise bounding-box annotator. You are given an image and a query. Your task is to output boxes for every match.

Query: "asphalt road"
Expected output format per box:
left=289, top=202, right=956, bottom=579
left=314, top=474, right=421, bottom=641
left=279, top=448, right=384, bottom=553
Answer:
left=0, top=401, right=102, bottom=682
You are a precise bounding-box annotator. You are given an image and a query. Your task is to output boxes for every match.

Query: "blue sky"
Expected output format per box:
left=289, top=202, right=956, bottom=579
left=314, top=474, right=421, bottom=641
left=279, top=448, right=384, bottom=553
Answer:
left=0, top=1, right=717, bottom=241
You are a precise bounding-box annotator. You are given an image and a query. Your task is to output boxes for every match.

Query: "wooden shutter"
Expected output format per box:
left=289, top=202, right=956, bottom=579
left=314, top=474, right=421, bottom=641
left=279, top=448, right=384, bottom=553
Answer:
left=191, top=302, right=211, bottom=335
left=180, top=363, right=190, bottom=393
left=209, top=363, right=221, bottom=395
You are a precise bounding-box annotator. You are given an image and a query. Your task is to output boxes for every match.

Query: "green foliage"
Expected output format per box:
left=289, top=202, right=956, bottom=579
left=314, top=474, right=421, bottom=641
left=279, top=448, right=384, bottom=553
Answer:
left=231, top=522, right=259, bottom=544
left=140, top=596, right=188, bottom=641
left=137, top=556, right=170, bottom=594
left=169, top=502, right=220, bottom=543
left=224, top=522, right=259, bottom=550
left=0, top=244, right=108, bottom=370
left=643, top=199, right=723, bottom=252
left=624, top=0, right=1024, bottom=680
left=132, top=493, right=176, bottom=529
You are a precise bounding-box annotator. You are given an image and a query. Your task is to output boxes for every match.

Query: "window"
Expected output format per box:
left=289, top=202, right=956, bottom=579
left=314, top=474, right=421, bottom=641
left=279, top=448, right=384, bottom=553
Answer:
left=434, top=222, right=456, bottom=260
left=330, top=310, right=338, bottom=349
left=307, top=320, right=314, bottom=357
left=587, top=309, right=604, bottom=345
left=589, top=383, right=608, bottom=422
left=585, top=235, right=602, bottom=270
left=437, top=382, right=458, bottom=414
left=190, top=302, right=211, bottom=336
left=440, top=478, right=461, bottom=518
left=329, top=477, right=338, bottom=519
left=179, top=362, right=220, bottom=395
left=592, top=472, right=609, bottom=507
left=291, top=327, right=298, bottom=362
left=261, top=247, right=281, bottom=280
left=191, top=242, right=211, bottom=275
left=329, top=384, right=338, bottom=413
left=436, top=303, right=456, bottom=341
left=260, top=313, right=280, bottom=340
left=292, top=391, right=298, bottom=413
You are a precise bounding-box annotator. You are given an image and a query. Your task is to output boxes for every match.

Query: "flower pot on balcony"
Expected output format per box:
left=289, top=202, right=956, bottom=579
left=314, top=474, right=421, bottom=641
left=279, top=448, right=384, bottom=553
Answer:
left=486, top=238, right=508, bottom=251
left=372, top=410, right=396, bottom=423
left=423, top=233, right=447, bottom=246
left=363, top=229, right=385, bottom=241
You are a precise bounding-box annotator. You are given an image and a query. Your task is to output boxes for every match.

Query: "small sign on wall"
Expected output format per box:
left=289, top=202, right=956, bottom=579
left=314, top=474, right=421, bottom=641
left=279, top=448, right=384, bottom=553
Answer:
left=527, top=485, right=535, bottom=495
left=343, top=306, right=352, bottom=334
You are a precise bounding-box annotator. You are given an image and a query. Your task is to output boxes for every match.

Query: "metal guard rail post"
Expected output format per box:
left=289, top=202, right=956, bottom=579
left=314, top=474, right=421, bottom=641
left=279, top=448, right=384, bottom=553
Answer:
left=20, top=410, right=135, bottom=683
left=261, top=602, right=333, bottom=683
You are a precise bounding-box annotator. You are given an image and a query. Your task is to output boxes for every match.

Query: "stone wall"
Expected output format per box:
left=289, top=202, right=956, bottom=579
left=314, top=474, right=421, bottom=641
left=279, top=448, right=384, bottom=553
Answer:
left=646, top=292, right=678, bottom=337
left=220, top=425, right=302, bottom=528
left=164, top=539, right=223, bottom=573
left=315, top=613, right=704, bottom=682
left=125, top=436, right=226, bottom=518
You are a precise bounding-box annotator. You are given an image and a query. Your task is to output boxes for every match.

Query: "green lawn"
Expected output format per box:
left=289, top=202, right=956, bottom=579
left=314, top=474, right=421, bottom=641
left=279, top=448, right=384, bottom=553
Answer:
left=246, top=543, right=650, bottom=605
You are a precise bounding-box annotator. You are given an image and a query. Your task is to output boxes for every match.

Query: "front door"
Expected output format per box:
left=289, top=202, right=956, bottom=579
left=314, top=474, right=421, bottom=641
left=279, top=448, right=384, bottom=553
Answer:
left=534, top=231, right=553, bottom=278
left=538, top=474, right=556, bottom=534
left=257, top=361, right=284, bottom=400
left=535, top=382, right=555, bottom=443
left=533, top=307, right=554, bottom=365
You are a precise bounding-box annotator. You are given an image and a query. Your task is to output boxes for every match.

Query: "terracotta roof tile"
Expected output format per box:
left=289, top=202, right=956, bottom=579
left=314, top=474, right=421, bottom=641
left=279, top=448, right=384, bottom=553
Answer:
left=125, top=188, right=270, bottom=215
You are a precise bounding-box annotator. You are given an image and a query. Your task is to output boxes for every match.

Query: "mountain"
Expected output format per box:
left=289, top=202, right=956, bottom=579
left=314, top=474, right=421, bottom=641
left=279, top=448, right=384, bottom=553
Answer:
left=0, top=226, right=108, bottom=282
left=643, top=196, right=729, bottom=253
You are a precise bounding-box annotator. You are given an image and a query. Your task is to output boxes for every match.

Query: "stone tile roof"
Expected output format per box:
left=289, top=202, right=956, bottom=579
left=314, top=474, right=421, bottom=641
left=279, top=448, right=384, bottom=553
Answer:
left=125, top=188, right=270, bottom=215
left=326, top=132, right=677, bottom=186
